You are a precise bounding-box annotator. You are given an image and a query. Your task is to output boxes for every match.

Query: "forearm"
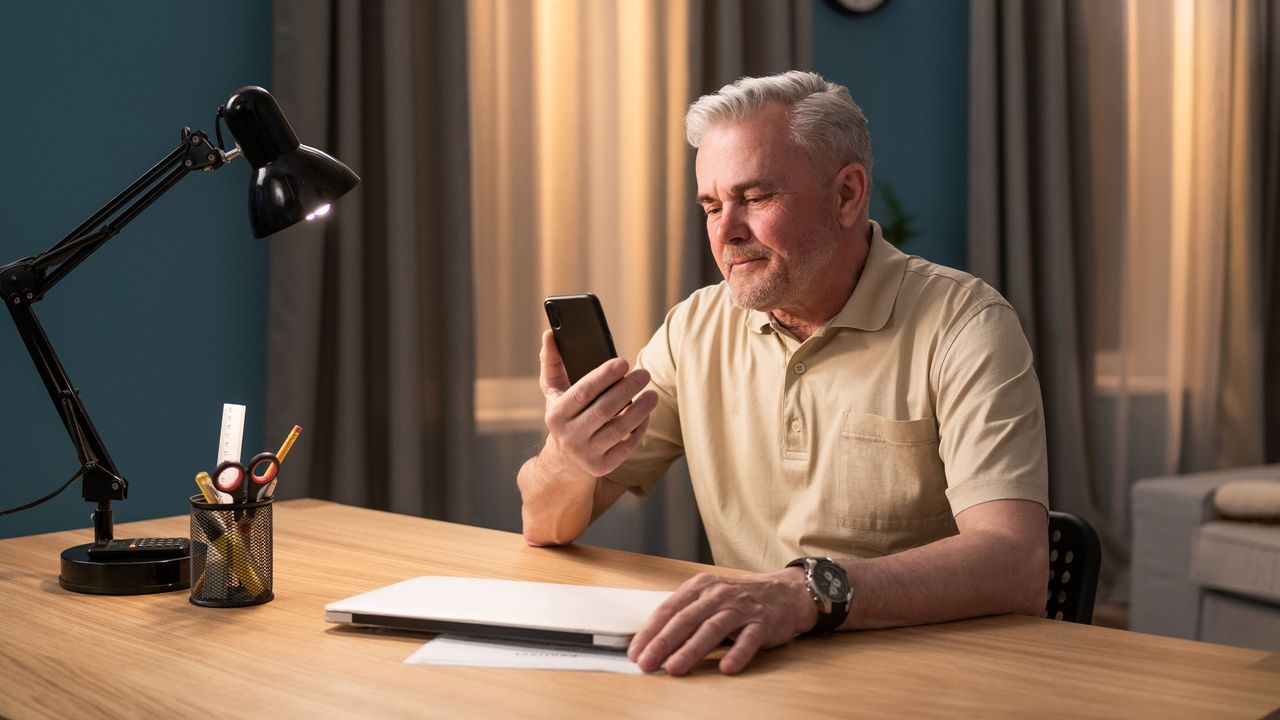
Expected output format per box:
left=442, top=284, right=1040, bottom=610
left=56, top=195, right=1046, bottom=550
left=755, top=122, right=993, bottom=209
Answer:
left=516, top=439, right=599, bottom=546
left=840, top=527, right=1047, bottom=630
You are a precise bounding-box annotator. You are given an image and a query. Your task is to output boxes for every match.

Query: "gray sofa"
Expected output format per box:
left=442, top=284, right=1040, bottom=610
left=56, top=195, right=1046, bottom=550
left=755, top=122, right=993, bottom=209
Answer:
left=1130, top=465, right=1280, bottom=650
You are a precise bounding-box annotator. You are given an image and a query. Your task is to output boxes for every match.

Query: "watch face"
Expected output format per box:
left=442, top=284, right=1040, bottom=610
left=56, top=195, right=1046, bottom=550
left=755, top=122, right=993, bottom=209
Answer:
left=812, top=560, right=852, bottom=602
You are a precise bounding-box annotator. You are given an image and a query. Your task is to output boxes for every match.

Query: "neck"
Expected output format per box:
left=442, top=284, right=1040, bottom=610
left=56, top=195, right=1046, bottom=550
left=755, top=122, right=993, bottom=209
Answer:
left=770, top=222, right=872, bottom=342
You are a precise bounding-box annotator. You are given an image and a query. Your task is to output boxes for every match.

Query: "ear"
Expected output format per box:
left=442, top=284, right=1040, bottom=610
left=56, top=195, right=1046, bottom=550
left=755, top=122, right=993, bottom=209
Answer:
left=833, top=161, right=869, bottom=229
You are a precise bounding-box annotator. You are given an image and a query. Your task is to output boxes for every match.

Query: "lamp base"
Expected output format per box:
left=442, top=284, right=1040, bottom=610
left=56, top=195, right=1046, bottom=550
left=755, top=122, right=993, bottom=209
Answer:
left=59, top=544, right=190, bottom=595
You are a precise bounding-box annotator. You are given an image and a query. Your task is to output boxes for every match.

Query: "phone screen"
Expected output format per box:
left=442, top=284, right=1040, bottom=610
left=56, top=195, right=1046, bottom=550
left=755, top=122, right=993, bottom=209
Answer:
left=544, top=294, right=618, bottom=385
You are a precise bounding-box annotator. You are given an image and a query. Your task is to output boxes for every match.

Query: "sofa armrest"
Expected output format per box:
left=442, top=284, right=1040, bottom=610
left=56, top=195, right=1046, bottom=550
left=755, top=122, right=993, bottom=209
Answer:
left=1129, top=465, right=1280, bottom=639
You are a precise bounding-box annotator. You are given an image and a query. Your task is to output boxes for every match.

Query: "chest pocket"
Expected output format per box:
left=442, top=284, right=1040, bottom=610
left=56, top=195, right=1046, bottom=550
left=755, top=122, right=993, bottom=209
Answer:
left=838, top=412, right=954, bottom=553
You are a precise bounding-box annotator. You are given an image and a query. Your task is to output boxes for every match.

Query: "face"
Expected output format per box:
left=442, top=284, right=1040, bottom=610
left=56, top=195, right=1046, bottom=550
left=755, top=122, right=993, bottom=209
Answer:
left=695, top=104, right=852, bottom=314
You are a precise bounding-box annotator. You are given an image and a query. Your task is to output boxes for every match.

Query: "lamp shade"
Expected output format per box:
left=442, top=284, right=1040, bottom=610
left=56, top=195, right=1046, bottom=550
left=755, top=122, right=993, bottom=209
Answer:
left=223, top=86, right=359, bottom=238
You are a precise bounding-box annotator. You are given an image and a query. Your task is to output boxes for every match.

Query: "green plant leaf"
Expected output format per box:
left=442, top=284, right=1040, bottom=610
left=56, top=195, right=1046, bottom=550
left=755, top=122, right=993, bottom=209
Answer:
left=878, top=182, right=918, bottom=247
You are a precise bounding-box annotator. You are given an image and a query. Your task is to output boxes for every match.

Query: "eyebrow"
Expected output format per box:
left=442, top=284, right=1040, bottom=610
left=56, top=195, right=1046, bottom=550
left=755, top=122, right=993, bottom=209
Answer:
left=695, top=179, right=775, bottom=205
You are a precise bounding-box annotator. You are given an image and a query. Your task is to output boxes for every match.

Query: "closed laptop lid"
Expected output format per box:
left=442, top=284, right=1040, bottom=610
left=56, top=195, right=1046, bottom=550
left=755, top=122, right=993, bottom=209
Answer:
left=324, top=576, right=672, bottom=648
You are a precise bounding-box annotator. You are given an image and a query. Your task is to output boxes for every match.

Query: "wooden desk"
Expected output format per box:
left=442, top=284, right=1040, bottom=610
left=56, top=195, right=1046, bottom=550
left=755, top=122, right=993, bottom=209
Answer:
left=2, top=500, right=1277, bottom=719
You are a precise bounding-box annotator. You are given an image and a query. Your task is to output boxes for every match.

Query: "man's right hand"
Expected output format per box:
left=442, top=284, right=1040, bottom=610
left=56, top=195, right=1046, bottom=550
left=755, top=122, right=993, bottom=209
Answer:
left=538, top=329, right=658, bottom=478
left=517, top=330, right=659, bottom=546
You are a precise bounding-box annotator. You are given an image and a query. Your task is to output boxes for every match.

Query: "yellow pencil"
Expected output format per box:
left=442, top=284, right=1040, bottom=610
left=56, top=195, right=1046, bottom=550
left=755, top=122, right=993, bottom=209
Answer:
left=276, top=425, right=302, bottom=462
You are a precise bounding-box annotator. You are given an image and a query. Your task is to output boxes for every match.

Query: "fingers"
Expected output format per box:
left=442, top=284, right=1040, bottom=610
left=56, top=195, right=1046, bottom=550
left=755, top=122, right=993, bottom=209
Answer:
left=628, top=571, right=801, bottom=676
left=660, top=608, right=738, bottom=675
left=592, top=388, right=656, bottom=445
left=628, top=578, right=699, bottom=667
left=598, top=413, right=652, bottom=472
left=539, top=329, right=570, bottom=396
left=539, top=324, right=662, bottom=478
left=564, top=358, right=643, bottom=415
left=718, top=624, right=766, bottom=675
left=545, top=362, right=657, bottom=478
left=630, top=573, right=722, bottom=674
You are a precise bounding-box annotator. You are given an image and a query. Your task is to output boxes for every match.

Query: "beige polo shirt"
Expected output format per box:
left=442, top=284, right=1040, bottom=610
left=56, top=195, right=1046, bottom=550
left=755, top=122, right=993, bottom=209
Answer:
left=606, top=222, right=1049, bottom=572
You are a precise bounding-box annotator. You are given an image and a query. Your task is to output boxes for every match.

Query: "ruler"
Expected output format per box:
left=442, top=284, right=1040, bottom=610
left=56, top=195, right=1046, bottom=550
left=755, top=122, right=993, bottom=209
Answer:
left=216, top=403, right=246, bottom=489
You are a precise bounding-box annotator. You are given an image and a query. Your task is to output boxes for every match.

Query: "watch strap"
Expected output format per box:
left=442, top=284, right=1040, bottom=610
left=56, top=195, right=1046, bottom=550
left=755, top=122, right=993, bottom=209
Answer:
left=787, top=557, right=852, bottom=635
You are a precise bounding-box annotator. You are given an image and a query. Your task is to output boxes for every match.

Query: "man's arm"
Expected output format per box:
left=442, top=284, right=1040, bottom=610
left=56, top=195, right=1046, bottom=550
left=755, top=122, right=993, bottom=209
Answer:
left=627, top=498, right=1048, bottom=675
left=838, top=498, right=1048, bottom=629
left=517, top=329, right=657, bottom=546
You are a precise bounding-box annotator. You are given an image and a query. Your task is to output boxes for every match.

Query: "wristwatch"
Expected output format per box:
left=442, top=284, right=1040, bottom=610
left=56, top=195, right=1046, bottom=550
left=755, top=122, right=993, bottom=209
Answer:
left=786, top=557, right=853, bottom=635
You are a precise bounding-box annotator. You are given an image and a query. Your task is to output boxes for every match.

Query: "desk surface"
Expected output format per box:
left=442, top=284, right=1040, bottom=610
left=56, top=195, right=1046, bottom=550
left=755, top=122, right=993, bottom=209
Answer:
left=2, top=499, right=1278, bottom=719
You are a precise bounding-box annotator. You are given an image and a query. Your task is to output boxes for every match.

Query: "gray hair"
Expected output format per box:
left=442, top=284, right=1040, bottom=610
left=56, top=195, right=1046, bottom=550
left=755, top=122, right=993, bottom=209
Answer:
left=685, top=70, right=873, bottom=183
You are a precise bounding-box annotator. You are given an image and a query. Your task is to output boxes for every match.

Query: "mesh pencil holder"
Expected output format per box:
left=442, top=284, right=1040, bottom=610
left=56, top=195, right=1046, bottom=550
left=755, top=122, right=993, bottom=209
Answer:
left=189, top=495, right=274, bottom=607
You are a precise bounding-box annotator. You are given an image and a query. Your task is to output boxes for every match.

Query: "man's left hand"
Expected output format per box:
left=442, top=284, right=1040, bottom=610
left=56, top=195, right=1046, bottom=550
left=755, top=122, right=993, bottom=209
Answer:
left=627, top=569, right=818, bottom=675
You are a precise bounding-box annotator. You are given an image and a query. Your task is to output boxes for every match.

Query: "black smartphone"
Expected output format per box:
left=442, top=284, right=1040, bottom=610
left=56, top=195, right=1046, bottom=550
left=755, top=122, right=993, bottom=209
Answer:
left=544, top=293, right=618, bottom=385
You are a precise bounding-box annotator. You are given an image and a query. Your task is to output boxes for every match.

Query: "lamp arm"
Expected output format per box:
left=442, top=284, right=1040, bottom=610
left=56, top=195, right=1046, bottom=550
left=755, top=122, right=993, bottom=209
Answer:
left=0, top=129, right=230, bottom=544
left=5, top=300, right=126, bottom=543
left=30, top=130, right=229, bottom=296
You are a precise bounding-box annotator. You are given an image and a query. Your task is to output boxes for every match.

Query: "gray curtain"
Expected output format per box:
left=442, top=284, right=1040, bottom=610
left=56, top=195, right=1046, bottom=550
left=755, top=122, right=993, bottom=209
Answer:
left=967, top=0, right=1124, bottom=592
left=1264, top=2, right=1280, bottom=465
left=267, top=0, right=475, bottom=521
left=970, top=0, right=1280, bottom=605
left=635, top=0, right=814, bottom=562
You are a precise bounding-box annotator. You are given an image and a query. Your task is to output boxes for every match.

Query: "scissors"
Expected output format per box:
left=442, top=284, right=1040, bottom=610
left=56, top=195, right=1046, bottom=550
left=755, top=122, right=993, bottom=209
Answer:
left=212, top=452, right=280, bottom=504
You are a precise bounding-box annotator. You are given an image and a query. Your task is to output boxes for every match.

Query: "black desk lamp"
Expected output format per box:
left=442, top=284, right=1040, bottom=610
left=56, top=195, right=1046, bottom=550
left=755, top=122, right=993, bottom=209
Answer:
left=0, top=86, right=358, bottom=595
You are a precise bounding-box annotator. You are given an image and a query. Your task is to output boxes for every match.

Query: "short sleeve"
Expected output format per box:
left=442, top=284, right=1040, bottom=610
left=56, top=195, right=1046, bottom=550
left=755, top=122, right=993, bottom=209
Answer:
left=604, top=305, right=687, bottom=496
left=935, top=302, right=1050, bottom=515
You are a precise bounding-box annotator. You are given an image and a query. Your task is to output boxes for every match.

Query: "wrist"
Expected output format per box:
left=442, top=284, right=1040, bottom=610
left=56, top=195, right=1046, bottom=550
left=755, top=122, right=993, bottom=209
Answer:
left=785, top=557, right=853, bottom=636
left=784, top=566, right=821, bottom=635
left=537, top=436, right=587, bottom=480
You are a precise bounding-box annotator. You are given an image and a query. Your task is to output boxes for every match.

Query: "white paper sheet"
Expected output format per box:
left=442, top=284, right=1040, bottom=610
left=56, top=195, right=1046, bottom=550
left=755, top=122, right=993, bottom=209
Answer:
left=404, top=634, right=652, bottom=674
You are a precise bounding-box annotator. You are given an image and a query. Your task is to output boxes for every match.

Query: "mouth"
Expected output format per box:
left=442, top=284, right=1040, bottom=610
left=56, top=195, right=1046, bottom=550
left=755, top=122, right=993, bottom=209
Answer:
left=729, top=258, right=767, bottom=273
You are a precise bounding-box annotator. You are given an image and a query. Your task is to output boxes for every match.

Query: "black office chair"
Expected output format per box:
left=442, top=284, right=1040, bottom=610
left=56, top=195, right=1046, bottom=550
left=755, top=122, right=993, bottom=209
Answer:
left=1045, top=511, right=1101, bottom=624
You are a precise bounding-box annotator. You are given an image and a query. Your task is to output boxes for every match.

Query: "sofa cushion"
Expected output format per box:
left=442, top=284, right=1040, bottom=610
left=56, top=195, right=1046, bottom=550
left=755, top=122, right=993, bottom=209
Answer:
left=1190, top=522, right=1280, bottom=604
left=1214, top=479, right=1280, bottom=521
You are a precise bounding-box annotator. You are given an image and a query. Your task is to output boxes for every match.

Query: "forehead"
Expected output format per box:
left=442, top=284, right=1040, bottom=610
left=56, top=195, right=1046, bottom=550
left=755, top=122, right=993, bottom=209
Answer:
left=695, top=104, right=808, bottom=194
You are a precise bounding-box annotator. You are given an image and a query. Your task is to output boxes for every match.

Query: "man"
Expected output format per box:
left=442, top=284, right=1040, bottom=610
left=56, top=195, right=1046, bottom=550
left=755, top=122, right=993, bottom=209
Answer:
left=517, top=71, right=1049, bottom=676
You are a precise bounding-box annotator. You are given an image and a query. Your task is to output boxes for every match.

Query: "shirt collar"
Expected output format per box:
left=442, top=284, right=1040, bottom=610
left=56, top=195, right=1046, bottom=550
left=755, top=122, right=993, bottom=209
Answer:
left=748, top=220, right=906, bottom=335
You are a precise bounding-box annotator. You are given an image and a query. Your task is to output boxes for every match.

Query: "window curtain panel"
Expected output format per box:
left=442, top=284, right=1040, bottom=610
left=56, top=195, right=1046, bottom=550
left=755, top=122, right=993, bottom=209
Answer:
left=267, top=0, right=476, bottom=522
left=969, top=0, right=1115, bottom=590
left=468, top=0, right=811, bottom=561
left=1260, top=2, right=1280, bottom=465
left=969, top=0, right=1279, bottom=603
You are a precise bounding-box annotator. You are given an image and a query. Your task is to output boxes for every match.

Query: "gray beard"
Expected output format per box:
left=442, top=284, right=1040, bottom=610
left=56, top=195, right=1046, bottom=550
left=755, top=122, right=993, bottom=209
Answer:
left=724, top=231, right=841, bottom=311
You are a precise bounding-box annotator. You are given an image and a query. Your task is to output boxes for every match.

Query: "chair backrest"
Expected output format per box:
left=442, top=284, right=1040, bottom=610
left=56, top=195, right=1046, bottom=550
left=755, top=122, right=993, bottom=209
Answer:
left=1046, top=511, right=1101, bottom=623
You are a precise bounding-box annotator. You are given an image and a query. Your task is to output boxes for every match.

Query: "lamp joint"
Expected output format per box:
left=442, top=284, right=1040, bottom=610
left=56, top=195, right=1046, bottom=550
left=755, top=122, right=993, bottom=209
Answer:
left=0, top=260, right=44, bottom=306
left=181, top=131, right=225, bottom=172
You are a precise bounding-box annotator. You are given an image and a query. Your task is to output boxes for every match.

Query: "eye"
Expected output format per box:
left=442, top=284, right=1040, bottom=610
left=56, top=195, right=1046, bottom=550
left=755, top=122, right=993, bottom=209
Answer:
left=745, top=194, right=771, bottom=205
left=703, top=205, right=721, bottom=217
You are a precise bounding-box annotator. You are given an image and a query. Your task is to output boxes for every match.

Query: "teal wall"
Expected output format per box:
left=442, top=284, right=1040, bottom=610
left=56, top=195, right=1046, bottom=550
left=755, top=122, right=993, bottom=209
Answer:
left=0, top=2, right=273, bottom=539
left=814, top=0, right=969, bottom=270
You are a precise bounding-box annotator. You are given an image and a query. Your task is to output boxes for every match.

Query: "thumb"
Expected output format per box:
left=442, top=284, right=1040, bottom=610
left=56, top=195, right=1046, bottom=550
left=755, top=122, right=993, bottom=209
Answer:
left=539, top=329, right=570, bottom=397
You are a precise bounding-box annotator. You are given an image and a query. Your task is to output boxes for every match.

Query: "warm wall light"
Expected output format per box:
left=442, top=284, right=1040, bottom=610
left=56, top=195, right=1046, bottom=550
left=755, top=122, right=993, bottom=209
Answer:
left=0, top=86, right=359, bottom=595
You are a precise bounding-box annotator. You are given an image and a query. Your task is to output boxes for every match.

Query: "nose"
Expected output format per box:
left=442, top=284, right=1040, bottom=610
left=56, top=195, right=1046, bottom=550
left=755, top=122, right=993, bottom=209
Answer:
left=713, top=202, right=749, bottom=245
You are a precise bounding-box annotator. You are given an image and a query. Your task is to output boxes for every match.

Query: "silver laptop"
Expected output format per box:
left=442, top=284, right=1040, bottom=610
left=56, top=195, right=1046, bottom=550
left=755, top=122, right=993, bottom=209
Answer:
left=324, top=576, right=672, bottom=650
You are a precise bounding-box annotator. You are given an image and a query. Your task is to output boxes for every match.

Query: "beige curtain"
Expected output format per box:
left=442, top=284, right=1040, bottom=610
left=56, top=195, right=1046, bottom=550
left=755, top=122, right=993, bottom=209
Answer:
left=267, top=0, right=476, bottom=521
left=469, top=0, right=811, bottom=560
left=1113, top=0, right=1267, bottom=484
left=970, top=0, right=1274, bottom=603
left=1155, top=0, right=1266, bottom=472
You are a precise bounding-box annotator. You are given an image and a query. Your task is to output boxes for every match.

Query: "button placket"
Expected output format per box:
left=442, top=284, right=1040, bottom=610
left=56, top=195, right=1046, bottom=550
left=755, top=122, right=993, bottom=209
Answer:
left=782, top=347, right=809, bottom=454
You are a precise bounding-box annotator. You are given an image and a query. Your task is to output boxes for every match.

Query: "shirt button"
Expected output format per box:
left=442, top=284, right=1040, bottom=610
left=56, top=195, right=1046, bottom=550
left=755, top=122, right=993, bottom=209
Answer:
left=790, top=420, right=802, bottom=433
left=794, top=362, right=807, bottom=375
